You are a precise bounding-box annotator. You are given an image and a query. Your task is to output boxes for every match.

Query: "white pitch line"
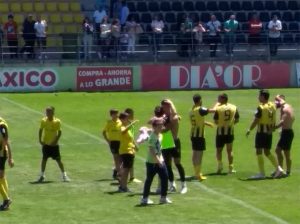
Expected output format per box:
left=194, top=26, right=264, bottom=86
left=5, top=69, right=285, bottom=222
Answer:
left=2, top=97, right=289, bottom=224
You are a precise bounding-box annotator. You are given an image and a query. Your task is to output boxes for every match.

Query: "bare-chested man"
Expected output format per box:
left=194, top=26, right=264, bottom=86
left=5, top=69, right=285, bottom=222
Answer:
left=274, top=95, right=295, bottom=177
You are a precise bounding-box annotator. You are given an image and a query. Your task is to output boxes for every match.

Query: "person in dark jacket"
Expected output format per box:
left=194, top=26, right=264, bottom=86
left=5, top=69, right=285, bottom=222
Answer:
left=20, top=14, right=36, bottom=59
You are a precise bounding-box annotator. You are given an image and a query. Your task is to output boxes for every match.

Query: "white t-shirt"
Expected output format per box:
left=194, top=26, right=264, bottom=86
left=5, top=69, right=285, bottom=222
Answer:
left=206, top=20, right=221, bottom=36
left=151, top=20, right=164, bottom=33
left=34, top=20, right=47, bottom=38
left=93, top=9, right=107, bottom=24
left=268, top=20, right=282, bottom=38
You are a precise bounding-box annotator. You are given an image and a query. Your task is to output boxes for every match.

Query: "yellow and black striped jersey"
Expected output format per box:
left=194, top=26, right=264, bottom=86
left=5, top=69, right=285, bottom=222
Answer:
left=214, top=103, right=239, bottom=135
left=255, top=102, right=276, bottom=133
left=189, top=105, right=209, bottom=138
left=0, top=119, right=8, bottom=157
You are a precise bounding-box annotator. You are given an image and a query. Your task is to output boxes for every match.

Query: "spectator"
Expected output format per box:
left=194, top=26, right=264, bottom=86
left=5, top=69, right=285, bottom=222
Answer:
left=206, top=14, right=221, bottom=57
left=193, top=21, right=206, bottom=57
left=93, top=5, right=107, bottom=43
left=268, top=15, right=282, bottom=56
left=82, top=17, right=94, bottom=61
left=34, top=15, right=47, bottom=60
left=224, top=14, right=239, bottom=57
left=111, top=18, right=121, bottom=57
left=4, top=14, right=18, bottom=59
left=179, top=14, right=193, bottom=57
left=20, top=14, right=36, bottom=59
left=248, top=14, right=262, bottom=56
left=99, top=16, right=111, bottom=59
left=119, top=26, right=129, bottom=59
left=151, top=14, right=164, bottom=57
left=126, top=15, right=139, bottom=55
left=119, top=1, right=129, bottom=27
left=112, top=0, right=122, bottom=19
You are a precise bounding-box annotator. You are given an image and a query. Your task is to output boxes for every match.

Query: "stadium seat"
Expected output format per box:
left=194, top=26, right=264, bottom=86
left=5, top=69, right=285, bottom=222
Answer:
left=53, top=24, right=65, bottom=34
left=165, top=12, right=176, bottom=23
left=189, top=13, right=200, bottom=23
left=58, top=2, right=69, bottom=12
left=207, top=2, right=218, bottom=11
left=170, top=23, right=179, bottom=32
left=0, top=3, right=9, bottom=13
left=294, top=12, right=300, bottom=21
left=270, top=12, right=281, bottom=19
left=14, top=14, right=24, bottom=24
left=253, top=1, right=264, bottom=11
left=74, top=14, right=84, bottom=23
left=50, top=14, right=62, bottom=24
left=288, top=1, right=299, bottom=10
left=265, top=1, right=276, bottom=11
left=282, top=12, right=294, bottom=22
left=70, top=2, right=81, bottom=12
left=295, top=34, right=300, bottom=43
left=127, top=2, right=136, bottom=12
left=177, top=13, right=186, bottom=24
left=236, top=33, right=246, bottom=43
left=172, top=2, right=183, bottom=12
left=136, top=2, right=148, bottom=12
left=10, top=3, right=21, bottom=13
left=224, top=12, right=234, bottom=21
left=140, top=13, right=152, bottom=24
left=236, top=12, right=247, bottom=23
left=288, top=22, right=299, bottom=32
left=148, top=2, right=159, bottom=12
left=139, top=33, right=150, bottom=44
left=128, top=13, right=140, bottom=23
left=230, top=1, right=241, bottom=11
left=34, top=2, right=46, bottom=13
left=260, top=12, right=270, bottom=22
left=214, top=12, right=224, bottom=22
left=160, top=2, right=171, bottom=12
left=219, top=2, right=230, bottom=11
left=22, top=2, right=33, bottom=13
left=66, top=25, right=78, bottom=33
left=162, top=34, right=175, bottom=45
left=201, top=13, right=210, bottom=22
left=183, top=1, right=195, bottom=11
left=241, top=1, right=253, bottom=11
left=62, top=14, right=73, bottom=23
left=195, top=1, right=206, bottom=11
left=46, top=3, right=57, bottom=12
left=277, top=1, right=288, bottom=10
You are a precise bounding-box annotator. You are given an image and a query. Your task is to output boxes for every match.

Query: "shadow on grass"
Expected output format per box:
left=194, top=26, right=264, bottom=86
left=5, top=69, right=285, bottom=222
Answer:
left=95, top=178, right=114, bottom=182
left=29, top=181, right=55, bottom=185
left=238, top=177, right=274, bottom=181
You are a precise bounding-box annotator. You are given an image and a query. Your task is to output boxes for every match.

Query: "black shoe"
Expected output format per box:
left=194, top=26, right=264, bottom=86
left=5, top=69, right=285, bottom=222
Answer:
left=112, top=169, right=118, bottom=180
left=0, top=199, right=12, bottom=211
left=37, top=176, right=45, bottom=183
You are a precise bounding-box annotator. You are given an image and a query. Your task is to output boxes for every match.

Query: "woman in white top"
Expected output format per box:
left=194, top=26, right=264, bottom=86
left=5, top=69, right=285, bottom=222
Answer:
left=151, top=14, right=164, bottom=56
left=193, top=21, right=206, bottom=57
left=268, top=15, right=282, bottom=56
left=99, top=16, right=111, bottom=59
left=125, top=15, right=139, bottom=55
left=34, top=15, right=47, bottom=59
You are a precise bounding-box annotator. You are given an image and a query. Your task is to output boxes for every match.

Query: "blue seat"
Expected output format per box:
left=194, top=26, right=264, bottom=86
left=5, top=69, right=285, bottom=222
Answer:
left=214, top=12, right=224, bottom=22
left=206, top=2, right=218, bottom=11
left=189, top=13, right=200, bottom=23
left=183, top=1, right=194, bottom=11
left=288, top=1, right=299, bottom=10
left=265, top=1, right=276, bottom=10
left=165, top=12, right=176, bottom=23
left=277, top=1, right=288, bottom=10
left=288, top=22, right=299, bottom=32
left=172, top=1, right=183, bottom=11
left=201, top=12, right=211, bottom=22
left=160, top=2, right=171, bottom=12
left=282, top=12, right=293, bottom=22
left=242, top=1, right=253, bottom=11
left=148, top=2, right=159, bottom=12
left=127, top=2, right=136, bottom=12
left=260, top=12, right=270, bottom=22
left=230, top=1, right=241, bottom=11
left=236, top=12, right=247, bottom=23
left=141, top=13, right=152, bottom=24
left=253, top=1, right=264, bottom=11
left=177, top=13, right=186, bottom=24
left=195, top=1, right=206, bottom=11
left=283, top=33, right=294, bottom=43
left=219, top=1, right=230, bottom=11
left=136, top=2, right=147, bottom=12
left=294, top=12, right=300, bottom=21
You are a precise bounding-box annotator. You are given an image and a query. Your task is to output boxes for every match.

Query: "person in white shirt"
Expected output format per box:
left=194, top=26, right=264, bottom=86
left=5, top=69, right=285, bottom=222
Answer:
left=34, top=15, right=47, bottom=59
left=206, top=14, right=221, bottom=57
left=151, top=14, right=164, bottom=56
left=126, top=15, right=138, bottom=55
left=119, top=1, right=129, bottom=27
left=93, top=6, right=107, bottom=43
left=268, top=15, right=282, bottom=56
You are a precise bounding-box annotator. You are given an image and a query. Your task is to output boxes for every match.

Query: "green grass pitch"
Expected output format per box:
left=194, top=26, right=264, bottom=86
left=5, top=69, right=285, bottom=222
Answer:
left=0, top=89, right=299, bottom=224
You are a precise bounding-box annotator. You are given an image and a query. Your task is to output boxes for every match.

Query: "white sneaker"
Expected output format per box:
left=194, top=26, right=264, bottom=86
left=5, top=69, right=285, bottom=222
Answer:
left=228, top=169, right=237, bottom=174
left=169, top=185, right=176, bottom=193
left=249, top=173, right=265, bottom=180
left=159, top=197, right=172, bottom=204
left=63, top=175, right=71, bottom=182
left=180, top=182, right=187, bottom=194
left=140, top=198, right=154, bottom=205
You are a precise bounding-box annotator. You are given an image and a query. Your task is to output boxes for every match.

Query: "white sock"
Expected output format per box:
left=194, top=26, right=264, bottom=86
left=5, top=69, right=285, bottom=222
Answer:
left=62, top=172, right=67, bottom=177
left=40, top=172, right=45, bottom=177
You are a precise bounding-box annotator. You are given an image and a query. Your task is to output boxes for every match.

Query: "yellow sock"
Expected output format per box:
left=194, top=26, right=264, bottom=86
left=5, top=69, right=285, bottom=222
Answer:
left=257, top=155, right=265, bottom=175
left=0, top=178, right=9, bottom=200
left=194, top=165, right=200, bottom=177
left=267, top=154, right=278, bottom=168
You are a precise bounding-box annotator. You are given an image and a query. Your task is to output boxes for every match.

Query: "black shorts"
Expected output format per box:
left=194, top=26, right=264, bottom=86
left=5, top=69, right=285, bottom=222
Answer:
left=110, top=141, right=120, bottom=154
left=277, top=129, right=294, bottom=151
left=255, top=133, right=272, bottom=149
left=162, top=138, right=181, bottom=161
left=42, top=145, right=61, bottom=160
left=191, top=137, right=206, bottom=151
left=0, top=156, right=7, bottom=170
left=216, top=135, right=234, bottom=148
left=248, top=34, right=261, bottom=44
left=120, top=154, right=134, bottom=169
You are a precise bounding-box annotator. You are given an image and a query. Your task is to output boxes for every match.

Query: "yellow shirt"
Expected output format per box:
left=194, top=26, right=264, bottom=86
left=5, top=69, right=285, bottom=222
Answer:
left=119, top=127, right=135, bottom=155
left=40, top=117, right=61, bottom=145
left=0, top=119, right=8, bottom=157
left=214, top=103, right=239, bottom=135
left=190, top=105, right=209, bottom=138
left=255, top=102, right=276, bottom=133
left=103, top=119, right=122, bottom=141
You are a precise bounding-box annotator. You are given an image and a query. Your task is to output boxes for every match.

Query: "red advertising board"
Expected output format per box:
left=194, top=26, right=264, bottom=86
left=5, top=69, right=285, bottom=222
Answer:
left=141, top=63, right=290, bottom=90
left=77, top=67, right=133, bottom=91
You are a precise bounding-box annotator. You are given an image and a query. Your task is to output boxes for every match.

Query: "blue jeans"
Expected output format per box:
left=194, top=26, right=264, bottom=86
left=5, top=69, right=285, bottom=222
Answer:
left=142, top=162, right=168, bottom=198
